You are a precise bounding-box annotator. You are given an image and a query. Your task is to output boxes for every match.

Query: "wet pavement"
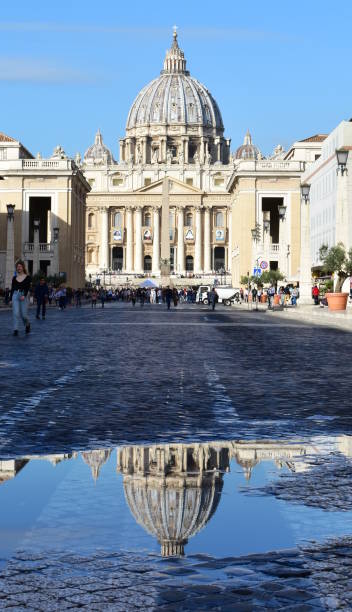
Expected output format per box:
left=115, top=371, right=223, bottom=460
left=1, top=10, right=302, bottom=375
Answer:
left=1, top=303, right=352, bottom=609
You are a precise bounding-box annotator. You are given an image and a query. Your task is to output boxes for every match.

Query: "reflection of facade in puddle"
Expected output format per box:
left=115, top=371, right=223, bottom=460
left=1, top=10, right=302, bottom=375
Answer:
left=81, top=449, right=112, bottom=481
left=117, top=444, right=228, bottom=556
left=117, top=440, right=321, bottom=556
left=0, top=459, right=28, bottom=483
left=0, top=454, right=75, bottom=485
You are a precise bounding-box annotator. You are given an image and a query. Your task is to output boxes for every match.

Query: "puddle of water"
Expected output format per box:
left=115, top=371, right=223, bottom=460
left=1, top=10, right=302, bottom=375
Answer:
left=1, top=436, right=352, bottom=561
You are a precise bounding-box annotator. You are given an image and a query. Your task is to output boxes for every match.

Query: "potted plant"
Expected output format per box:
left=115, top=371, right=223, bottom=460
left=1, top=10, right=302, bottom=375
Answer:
left=260, top=270, right=285, bottom=305
left=319, top=243, right=352, bottom=311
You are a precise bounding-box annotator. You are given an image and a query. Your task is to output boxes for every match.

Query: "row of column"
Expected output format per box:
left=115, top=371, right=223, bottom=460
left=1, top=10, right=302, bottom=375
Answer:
left=99, top=206, right=225, bottom=274
left=120, top=136, right=225, bottom=165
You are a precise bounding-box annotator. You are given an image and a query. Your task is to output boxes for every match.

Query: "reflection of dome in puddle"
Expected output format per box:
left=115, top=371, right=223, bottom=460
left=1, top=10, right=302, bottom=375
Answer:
left=81, top=449, right=112, bottom=481
left=118, top=444, right=228, bottom=556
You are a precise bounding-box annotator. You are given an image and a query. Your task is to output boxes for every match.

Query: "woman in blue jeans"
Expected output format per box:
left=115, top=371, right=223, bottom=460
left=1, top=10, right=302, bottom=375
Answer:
left=11, top=260, right=31, bottom=336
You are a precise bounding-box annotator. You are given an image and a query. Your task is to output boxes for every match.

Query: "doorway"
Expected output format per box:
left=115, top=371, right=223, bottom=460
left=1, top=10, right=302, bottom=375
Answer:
left=112, top=247, right=123, bottom=271
left=214, top=246, right=225, bottom=271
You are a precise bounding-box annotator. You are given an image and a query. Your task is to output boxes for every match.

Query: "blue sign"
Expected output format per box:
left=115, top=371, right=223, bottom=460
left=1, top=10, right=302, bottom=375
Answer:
left=253, top=267, right=262, bottom=276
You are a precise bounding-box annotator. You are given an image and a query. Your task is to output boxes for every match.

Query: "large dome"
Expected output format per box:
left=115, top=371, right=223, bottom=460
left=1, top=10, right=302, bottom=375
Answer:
left=126, top=30, right=224, bottom=135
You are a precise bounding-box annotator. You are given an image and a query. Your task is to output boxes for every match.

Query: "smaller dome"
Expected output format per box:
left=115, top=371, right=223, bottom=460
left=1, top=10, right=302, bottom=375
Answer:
left=81, top=449, right=111, bottom=481
left=84, top=129, right=115, bottom=165
left=235, top=130, right=261, bottom=160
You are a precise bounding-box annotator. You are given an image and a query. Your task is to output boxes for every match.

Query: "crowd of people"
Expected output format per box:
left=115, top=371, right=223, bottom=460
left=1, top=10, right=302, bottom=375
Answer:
left=240, top=284, right=299, bottom=307
left=4, top=260, right=304, bottom=337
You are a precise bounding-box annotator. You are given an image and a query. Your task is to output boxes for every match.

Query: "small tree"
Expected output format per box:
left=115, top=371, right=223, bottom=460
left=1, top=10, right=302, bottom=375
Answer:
left=260, top=269, right=285, bottom=288
left=319, top=243, right=352, bottom=292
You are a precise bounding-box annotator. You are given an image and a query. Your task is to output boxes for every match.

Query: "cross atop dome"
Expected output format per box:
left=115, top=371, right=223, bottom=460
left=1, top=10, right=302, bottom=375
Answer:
left=162, top=27, right=189, bottom=75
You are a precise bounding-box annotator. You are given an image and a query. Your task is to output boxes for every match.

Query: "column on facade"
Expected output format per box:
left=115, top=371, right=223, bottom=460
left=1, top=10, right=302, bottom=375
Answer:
left=160, top=137, right=167, bottom=163
left=177, top=207, right=185, bottom=273
left=142, top=137, right=148, bottom=164
left=119, top=139, right=125, bottom=163
left=126, top=207, right=133, bottom=272
left=203, top=206, right=211, bottom=273
left=99, top=207, right=109, bottom=270
left=152, top=206, right=160, bottom=273
left=194, top=206, right=202, bottom=273
left=134, top=207, right=143, bottom=273
left=278, top=215, right=287, bottom=277
left=227, top=205, right=232, bottom=273
left=4, top=206, right=15, bottom=289
left=126, top=138, right=132, bottom=161
left=200, top=137, right=205, bottom=164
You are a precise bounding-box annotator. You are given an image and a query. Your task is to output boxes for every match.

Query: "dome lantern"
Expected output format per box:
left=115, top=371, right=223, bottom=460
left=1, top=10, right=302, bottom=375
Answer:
left=162, top=27, right=189, bottom=75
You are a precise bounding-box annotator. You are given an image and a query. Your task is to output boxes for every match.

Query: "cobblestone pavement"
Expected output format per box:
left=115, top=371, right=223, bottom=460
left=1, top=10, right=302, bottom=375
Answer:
left=2, top=539, right=352, bottom=610
left=1, top=304, right=352, bottom=610
left=0, top=303, right=352, bottom=458
left=244, top=450, right=352, bottom=512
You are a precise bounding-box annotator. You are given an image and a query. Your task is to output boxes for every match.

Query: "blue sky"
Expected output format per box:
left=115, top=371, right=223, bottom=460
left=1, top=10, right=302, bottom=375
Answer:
left=1, top=0, right=351, bottom=159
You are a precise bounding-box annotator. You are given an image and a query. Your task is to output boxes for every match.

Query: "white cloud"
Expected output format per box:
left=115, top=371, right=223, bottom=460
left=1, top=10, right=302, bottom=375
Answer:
left=0, top=57, right=96, bottom=84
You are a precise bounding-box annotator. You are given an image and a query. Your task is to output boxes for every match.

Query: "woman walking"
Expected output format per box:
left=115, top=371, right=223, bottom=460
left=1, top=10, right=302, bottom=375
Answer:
left=11, top=260, right=31, bottom=336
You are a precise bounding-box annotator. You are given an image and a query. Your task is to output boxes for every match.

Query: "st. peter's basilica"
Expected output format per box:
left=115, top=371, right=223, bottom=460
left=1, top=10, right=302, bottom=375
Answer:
left=0, top=29, right=325, bottom=288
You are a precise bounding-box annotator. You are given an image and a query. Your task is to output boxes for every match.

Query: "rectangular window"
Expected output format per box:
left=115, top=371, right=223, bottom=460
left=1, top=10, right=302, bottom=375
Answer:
left=112, top=178, right=123, bottom=186
left=186, top=178, right=193, bottom=186
left=144, top=178, right=151, bottom=186
left=88, top=178, right=95, bottom=187
left=214, top=178, right=224, bottom=186
left=0, top=148, right=7, bottom=160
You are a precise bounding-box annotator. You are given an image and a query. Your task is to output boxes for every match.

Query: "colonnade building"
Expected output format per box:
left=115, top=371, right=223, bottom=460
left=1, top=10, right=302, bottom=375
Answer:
left=83, top=30, right=324, bottom=287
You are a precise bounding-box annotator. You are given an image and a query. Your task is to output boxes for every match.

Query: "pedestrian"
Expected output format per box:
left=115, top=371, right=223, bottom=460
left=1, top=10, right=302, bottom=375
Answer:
left=291, top=285, right=299, bottom=306
left=91, top=289, right=97, bottom=308
left=11, top=260, right=31, bottom=336
left=75, top=288, right=82, bottom=307
left=172, top=287, right=178, bottom=307
left=240, top=288, right=244, bottom=302
left=312, top=284, right=319, bottom=306
left=99, top=289, right=105, bottom=308
left=56, top=286, right=66, bottom=310
left=131, top=289, right=136, bottom=306
left=252, top=286, right=258, bottom=303
left=34, top=277, right=49, bottom=320
left=267, top=284, right=275, bottom=308
left=165, top=286, right=173, bottom=310
left=210, top=287, right=218, bottom=311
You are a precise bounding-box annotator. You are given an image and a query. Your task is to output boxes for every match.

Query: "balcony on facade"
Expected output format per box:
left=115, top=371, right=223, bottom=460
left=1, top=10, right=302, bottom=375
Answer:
left=23, top=242, right=54, bottom=258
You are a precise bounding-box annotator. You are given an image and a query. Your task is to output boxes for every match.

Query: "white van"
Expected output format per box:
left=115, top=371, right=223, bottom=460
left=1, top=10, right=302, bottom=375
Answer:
left=196, top=285, right=240, bottom=306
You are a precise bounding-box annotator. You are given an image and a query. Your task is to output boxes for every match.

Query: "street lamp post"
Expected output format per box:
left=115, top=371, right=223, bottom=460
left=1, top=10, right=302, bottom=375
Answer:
left=336, top=148, right=349, bottom=175
left=299, top=183, right=312, bottom=303
left=336, top=148, right=349, bottom=251
left=5, top=204, right=15, bottom=289
left=51, top=226, right=60, bottom=277
left=33, top=219, right=40, bottom=275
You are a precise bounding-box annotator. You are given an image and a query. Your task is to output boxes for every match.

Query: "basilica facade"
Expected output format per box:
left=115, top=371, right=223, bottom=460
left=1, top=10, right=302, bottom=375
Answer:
left=83, top=30, right=325, bottom=287
left=0, top=30, right=327, bottom=289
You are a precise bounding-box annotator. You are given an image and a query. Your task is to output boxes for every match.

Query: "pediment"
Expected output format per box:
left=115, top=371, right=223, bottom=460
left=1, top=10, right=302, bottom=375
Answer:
left=135, top=177, right=203, bottom=195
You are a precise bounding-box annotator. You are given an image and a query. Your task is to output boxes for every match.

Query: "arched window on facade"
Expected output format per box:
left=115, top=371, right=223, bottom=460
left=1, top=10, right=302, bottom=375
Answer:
left=144, top=212, right=151, bottom=227
left=87, top=249, right=94, bottom=264
left=185, top=212, right=193, bottom=227
left=215, top=211, right=224, bottom=227
left=114, top=212, right=121, bottom=227
left=88, top=213, right=94, bottom=229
